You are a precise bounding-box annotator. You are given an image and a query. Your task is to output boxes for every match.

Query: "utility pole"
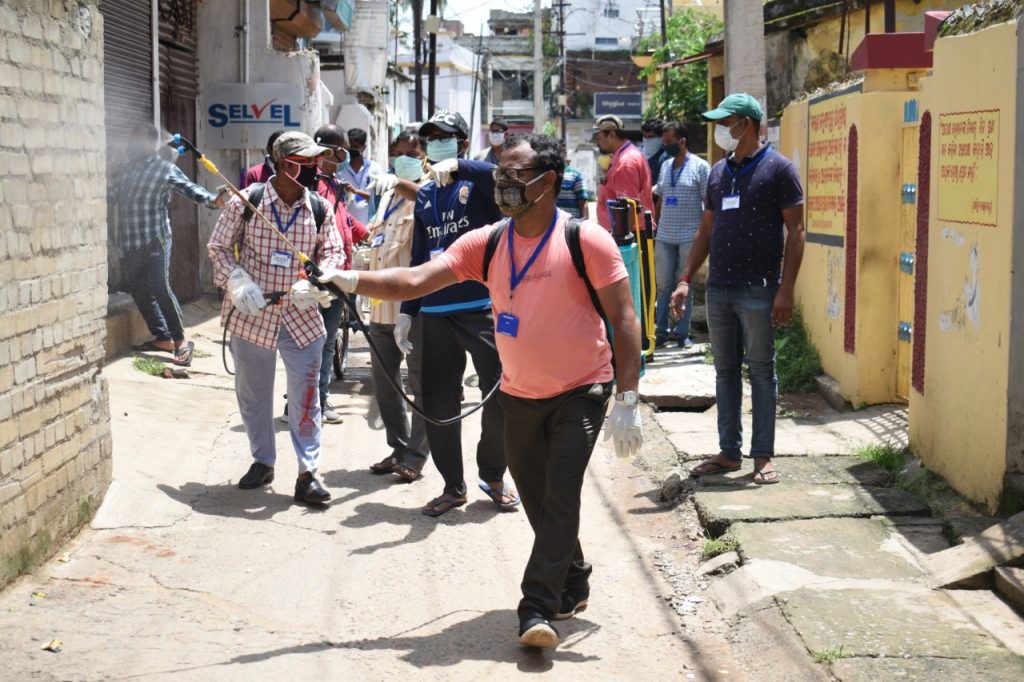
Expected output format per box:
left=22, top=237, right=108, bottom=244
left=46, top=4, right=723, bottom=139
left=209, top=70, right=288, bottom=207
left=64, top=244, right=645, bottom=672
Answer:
left=556, top=0, right=567, bottom=146
left=428, top=0, right=438, bottom=117
left=413, top=0, right=423, bottom=121
left=533, top=0, right=543, bottom=133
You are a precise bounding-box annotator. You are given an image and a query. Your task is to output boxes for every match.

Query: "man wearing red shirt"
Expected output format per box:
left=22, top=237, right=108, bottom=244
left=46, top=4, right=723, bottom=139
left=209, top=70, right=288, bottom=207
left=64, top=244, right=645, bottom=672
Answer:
left=241, top=131, right=283, bottom=188
left=593, top=114, right=654, bottom=230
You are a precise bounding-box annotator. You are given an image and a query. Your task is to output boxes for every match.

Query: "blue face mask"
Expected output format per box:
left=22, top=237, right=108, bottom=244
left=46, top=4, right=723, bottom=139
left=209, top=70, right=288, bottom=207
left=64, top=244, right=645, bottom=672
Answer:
left=393, top=155, right=424, bottom=181
left=426, top=137, right=459, bottom=162
left=333, top=148, right=350, bottom=175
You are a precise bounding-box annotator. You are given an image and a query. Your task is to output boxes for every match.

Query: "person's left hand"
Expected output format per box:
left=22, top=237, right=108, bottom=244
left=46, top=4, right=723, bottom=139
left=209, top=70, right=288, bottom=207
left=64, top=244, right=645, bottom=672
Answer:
left=604, top=399, right=643, bottom=459
left=771, top=287, right=795, bottom=328
left=212, top=190, right=228, bottom=209
left=428, top=159, right=459, bottom=187
left=369, top=174, right=399, bottom=195
left=290, top=278, right=334, bottom=310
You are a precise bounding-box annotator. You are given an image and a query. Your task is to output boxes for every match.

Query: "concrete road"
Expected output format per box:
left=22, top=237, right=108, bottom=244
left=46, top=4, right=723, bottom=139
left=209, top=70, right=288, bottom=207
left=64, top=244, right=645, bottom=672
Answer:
left=0, top=299, right=738, bottom=680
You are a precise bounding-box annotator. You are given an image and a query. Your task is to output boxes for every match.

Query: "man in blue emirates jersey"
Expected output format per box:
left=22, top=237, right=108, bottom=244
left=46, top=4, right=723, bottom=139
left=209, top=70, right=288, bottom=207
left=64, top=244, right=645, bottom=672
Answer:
left=396, top=109, right=518, bottom=518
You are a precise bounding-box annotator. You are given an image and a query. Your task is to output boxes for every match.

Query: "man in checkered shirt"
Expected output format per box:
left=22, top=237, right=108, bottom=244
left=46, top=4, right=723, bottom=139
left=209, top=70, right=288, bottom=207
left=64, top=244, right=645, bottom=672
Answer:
left=208, top=131, right=347, bottom=505
left=111, top=123, right=225, bottom=366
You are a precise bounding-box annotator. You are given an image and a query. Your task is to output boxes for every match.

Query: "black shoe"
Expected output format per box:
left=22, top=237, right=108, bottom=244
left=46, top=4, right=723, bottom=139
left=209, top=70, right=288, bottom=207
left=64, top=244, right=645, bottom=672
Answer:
left=518, top=615, right=559, bottom=649
left=294, top=475, right=331, bottom=505
left=554, top=590, right=589, bottom=620
left=238, top=462, right=274, bottom=489
left=655, top=334, right=667, bottom=348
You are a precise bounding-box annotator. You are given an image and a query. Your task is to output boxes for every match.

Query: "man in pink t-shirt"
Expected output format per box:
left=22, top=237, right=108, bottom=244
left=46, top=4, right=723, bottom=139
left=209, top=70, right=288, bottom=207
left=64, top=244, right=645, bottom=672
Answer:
left=594, top=114, right=654, bottom=230
left=318, top=134, right=644, bottom=651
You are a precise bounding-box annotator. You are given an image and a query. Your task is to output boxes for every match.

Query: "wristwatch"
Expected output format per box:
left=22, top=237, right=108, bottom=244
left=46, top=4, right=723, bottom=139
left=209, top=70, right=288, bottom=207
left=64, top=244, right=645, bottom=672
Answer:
left=616, top=390, right=638, bottom=406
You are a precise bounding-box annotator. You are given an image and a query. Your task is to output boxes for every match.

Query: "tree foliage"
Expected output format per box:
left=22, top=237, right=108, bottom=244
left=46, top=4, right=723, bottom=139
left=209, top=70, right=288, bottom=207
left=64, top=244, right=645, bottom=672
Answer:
left=637, top=10, right=723, bottom=123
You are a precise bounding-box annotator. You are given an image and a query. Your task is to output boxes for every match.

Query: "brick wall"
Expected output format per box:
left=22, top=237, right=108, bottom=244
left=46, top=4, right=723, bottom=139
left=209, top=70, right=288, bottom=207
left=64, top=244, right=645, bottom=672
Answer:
left=0, top=0, right=112, bottom=588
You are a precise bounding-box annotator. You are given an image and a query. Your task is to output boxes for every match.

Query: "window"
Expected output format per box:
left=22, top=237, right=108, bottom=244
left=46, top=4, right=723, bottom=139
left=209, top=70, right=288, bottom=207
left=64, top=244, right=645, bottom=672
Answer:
left=603, top=8, right=620, bottom=18
left=595, top=37, right=618, bottom=46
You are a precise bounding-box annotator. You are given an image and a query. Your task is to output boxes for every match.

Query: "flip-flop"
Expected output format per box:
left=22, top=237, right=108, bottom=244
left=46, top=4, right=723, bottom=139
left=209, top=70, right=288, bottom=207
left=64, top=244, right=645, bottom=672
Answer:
left=478, top=480, right=520, bottom=511
left=172, top=341, right=195, bottom=367
left=394, top=462, right=423, bottom=483
left=132, top=339, right=173, bottom=353
left=690, top=459, right=742, bottom=478
left=753, top=468, right=780, bottom=485
left=422, top=493, right=467, bottom=517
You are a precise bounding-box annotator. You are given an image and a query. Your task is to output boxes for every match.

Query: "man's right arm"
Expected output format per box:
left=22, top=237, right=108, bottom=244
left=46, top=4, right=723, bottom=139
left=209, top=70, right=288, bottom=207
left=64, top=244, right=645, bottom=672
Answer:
left=399, top=210, right=429, bottom=317
left=670, top=209, right=714, bottom=317
left=353, top=258, right=459, bottom=303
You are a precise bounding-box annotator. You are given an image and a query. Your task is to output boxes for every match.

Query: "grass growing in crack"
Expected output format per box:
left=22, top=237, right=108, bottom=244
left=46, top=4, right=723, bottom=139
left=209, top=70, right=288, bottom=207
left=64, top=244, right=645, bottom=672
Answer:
left=701, top=534, right=739, bottom=560
left=774, top=306, right=823, bottom=393
left=703, top=342, right=714, bottom=365
left=132, top=356, right=165, bottom=376
left=855, top=443, right=905, bottom=474
left=812, top=646, right=850, bottom=664
left=897, top=468, right=949, bottom=498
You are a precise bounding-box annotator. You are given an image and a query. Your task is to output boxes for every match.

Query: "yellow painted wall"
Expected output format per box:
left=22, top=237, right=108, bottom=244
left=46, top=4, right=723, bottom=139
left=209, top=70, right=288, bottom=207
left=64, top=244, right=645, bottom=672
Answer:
left=782, top=86, right=912, bottom=406
left=909, top=21, right=1018, bottom=512
left=803, top=1, right=969, bottom=59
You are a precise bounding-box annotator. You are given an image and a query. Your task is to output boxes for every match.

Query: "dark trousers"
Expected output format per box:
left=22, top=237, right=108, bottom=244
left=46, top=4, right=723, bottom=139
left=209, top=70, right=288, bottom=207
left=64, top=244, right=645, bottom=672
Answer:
left=420, top=311, right=505, bottom=496
left=368, top=320, right=429, bottom=467
left=122, top=236, right=184, bottom=343
left=499, top=381, right=612, bottom=620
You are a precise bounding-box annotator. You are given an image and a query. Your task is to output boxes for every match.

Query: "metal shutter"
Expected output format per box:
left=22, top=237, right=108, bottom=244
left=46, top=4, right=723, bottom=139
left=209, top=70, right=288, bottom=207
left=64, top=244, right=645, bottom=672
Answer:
left=99, top=0, right=153, bottom=167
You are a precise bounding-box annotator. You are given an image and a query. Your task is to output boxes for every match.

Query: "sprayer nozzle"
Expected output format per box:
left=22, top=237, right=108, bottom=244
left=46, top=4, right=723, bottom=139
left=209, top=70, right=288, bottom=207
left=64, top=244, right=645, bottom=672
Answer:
left=173, top=133, right=181, bottom=144
left=176, top=146, right=185, bottom=155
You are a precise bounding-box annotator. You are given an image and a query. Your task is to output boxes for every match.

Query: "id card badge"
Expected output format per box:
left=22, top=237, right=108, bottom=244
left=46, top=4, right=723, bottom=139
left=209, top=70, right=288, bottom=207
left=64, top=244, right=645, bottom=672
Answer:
left=270, top=250, right=292, bottom=268
left=665, top=196, right=679, bottom=207
left=722, top=195, right=741, bottom=211
left=429, top=248, right=444, bottom=261
left=371, top=233, right=385, bottom=248
left=496, top=313, right=519, bottom=338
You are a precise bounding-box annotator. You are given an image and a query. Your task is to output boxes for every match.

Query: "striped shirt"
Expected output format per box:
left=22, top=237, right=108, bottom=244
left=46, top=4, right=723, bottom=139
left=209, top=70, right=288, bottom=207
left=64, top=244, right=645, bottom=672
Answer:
left=556, top=165, right=587, bottom=218
left=208, top=181, right=347, bottom=350
left=111, top=154, right=218, bottom=252
left=654, top=153, right=710, bottom=244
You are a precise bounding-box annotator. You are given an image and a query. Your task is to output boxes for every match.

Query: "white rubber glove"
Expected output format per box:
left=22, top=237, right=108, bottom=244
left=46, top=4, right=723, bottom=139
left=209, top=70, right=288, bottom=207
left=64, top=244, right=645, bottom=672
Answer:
left=394, top=313, right=414, bottom=355
left=369, top=174, right=398, bottom=195
left=427, top=158, right=459, bottom=187
left=604, top=399, right=643, bottom=459
left=228, top=267, right=266, bottom=317
left=289, top=278, right=334, bottom=310
left=316, top=266, right=360, bottom=294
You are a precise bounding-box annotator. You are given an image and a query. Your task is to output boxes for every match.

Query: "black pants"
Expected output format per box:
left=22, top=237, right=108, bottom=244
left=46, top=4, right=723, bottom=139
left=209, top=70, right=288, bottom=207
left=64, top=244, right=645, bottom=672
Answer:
left=122, top=236, right=184, bottom=343
left=499, top=381, right=612, bottom=620
left=420, top=311, right=505, bottom=496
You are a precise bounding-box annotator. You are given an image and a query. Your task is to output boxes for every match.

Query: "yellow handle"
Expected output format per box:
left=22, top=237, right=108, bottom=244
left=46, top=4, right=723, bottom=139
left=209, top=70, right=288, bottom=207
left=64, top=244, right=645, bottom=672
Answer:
left=199, top=155, right=219, bottom=175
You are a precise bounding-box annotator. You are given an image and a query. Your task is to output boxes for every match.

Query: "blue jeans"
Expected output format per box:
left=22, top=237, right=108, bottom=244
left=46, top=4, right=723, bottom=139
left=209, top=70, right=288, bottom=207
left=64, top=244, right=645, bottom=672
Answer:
left=655, top=240, right=693, bottom=340
left=122, top=236, right=184, bottom=343
left=319, top=297, right=346, bottom=407
left=706, top=284, right=778, bottom=460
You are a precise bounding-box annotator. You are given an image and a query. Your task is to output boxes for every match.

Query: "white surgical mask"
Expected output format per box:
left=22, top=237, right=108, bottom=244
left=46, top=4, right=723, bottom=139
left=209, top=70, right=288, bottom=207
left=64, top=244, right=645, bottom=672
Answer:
left=426, top=138, right=459, bottom=162
left=714, top=124, right=740, bottom=153
left=641, top=136, right=662, bottom=157
left=488, top=131, right=505, bottom=147
left=393, top=155, right=424, bottom=181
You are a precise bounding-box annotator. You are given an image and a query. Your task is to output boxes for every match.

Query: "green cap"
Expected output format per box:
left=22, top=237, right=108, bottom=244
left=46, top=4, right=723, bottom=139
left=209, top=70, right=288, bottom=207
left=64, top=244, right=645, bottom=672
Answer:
left=702, top=93, right=763, bottom=122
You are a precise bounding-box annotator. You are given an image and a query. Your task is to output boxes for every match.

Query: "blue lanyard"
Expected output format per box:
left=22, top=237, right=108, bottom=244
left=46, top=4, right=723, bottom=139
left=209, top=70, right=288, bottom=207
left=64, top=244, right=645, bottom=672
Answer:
left=508, top=212, right=559, bottom=295
left=383, top=198, right=406, bottom=223
left=269, top=202, right=300, bottom=234
left=432, top=182, right=464, bottom=235
left=669, top=154, right=690, bottom=188
left=725, top=144, right=771, bottom=192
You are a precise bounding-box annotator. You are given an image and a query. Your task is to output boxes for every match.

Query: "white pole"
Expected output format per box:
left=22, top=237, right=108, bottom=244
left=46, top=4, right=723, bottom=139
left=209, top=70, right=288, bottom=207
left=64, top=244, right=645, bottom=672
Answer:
left=533, top=0, right=544, bottom=133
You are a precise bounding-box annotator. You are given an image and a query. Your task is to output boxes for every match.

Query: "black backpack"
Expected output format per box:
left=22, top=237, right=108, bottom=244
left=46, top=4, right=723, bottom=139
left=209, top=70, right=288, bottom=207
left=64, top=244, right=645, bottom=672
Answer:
left=241, top=183, right=328, bottom=232
left=482, top=217, right=615, bottom=366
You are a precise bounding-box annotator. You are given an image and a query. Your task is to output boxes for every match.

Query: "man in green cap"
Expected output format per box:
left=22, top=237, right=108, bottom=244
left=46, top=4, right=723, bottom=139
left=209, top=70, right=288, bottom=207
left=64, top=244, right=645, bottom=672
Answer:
left=670, top=93, right=805, bottom=486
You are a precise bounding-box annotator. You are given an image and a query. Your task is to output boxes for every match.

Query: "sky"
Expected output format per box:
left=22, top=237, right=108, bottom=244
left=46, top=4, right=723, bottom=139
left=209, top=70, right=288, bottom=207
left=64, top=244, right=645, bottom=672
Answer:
left=440, top=0, right=548, bottom=36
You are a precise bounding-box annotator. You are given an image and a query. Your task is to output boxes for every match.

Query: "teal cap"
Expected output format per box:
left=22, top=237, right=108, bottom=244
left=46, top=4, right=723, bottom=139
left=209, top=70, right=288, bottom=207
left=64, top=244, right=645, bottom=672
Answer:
left=702, top=93, right=764, bottom=122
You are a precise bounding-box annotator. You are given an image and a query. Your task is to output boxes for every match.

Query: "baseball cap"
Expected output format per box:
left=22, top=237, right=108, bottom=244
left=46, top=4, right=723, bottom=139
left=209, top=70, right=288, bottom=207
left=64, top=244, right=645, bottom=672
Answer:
left=701, top=93, right=764, bottom=122
left=593, top=114, right=624, bottom=132
left=418, top=110, right=470, bottom=139
left=272, top=131, right=331, bottom=162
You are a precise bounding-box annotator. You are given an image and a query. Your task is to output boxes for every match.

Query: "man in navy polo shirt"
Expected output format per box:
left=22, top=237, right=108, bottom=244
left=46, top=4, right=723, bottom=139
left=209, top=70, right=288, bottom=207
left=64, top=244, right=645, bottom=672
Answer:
left=397, top=109, right=518, bottom=517
left=670, top=93, right=805, bottom=485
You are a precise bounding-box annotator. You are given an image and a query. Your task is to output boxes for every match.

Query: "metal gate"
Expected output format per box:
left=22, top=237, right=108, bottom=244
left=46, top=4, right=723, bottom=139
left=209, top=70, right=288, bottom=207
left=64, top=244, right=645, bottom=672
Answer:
left=897, top=100, right=921, bottom=401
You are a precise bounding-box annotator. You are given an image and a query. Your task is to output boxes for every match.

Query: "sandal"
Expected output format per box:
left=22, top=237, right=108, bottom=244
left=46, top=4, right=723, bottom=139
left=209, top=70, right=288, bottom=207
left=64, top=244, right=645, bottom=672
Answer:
left=394, top=462, right=423, bottom=483
left=422, top=492, right=467, bottom=517
left=172, top=341, right=194, bottom=367
left=478, top=480, right=520, bottom=511
left=753, top=467, right=780, bottom=485
left=690, top=458, right=742, bottom=478
left=369, top=455, right=399, bottom=474
left=132, top=339, right=173, bottom=353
